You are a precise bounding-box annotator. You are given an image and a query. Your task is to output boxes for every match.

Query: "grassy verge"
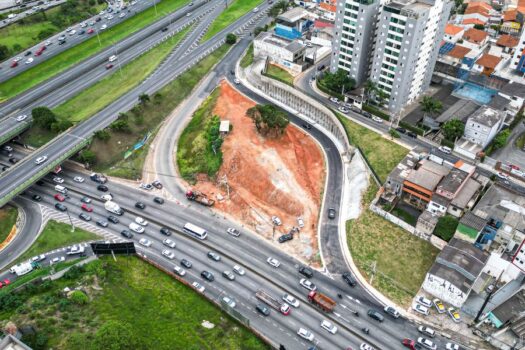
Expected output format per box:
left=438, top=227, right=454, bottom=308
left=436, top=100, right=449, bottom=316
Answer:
left=0, top=256, right=270, bottom=350
left=0, top=206, right=17, bottom=244
left=201, top=0, right=261, bottom=42
left=12, top=220, right=99, bottom=266
left=89, top=44, right=231, bottom=179
left=240, top=43, right=254, bottom=68
left=0, top=0, right=190, bottom=102
left=336, top=113, right=408, bottom=182
left=263, top=64, right=294, bottom=86
left=177, top=89, right=222, bottom=181
left=347, top=184, right=439, bottom=306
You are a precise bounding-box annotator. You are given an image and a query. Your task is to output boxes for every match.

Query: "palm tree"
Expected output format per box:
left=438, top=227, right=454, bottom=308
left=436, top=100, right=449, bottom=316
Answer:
left=376, top=89, right=388, bottom=107
left=420, top=96, right=443, bottom=119
left=364, top=80, right=377, bottom=105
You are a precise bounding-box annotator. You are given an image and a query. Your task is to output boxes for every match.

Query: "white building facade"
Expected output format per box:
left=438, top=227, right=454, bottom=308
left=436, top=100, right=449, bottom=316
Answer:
left=463, top=106, right=505, bottom=148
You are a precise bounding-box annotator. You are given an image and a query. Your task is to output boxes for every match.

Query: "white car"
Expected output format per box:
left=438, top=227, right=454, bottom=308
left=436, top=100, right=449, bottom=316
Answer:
left=163, top=238, right=176, bottom=248
left=418, top=326, right=436, bottom=338
left=139, top=182, right=153, bottom=190
left=66, top=26, right=73, bottom=32
left=119, top=12, right=125, bottom=18
left=233, top=265, right=245, bottom=275
left=30, top=254, right=46, bottom=262
left=267, top=257, right=280, bottom=268
left=25, top=57, right=34, bottom=64
left=271, top=215, right=281, bottom=226
left=35, top=156, right=48, bottom=165
left=135, top=217, right=148, bottom=226
left=138, top=238, right=152, bottom=247
left=497, top=172, right=509, bottom=180
left=234, top=79, right=240, bottom=84
left=227, top=227, right=240, bottom=237
left=320, top=320, right=337, bottom=334
left=299, top=278, right=317, bottom=291
left=438, top=146, right=452, bottom=154
left=73, top=176, right=84, bottom=183
left=100, top=194, right=113, bottom=201
left=45, top=40, right=52, bottom=46
left=107, top=15, right=113, bottom=19
left=173, top=266, right=186, bottom=276
left=412, top=303, right=429, bottom=316
left=222, top=296, right=236, bottom=308
left=252, top=6, right=259, bottom=12
left=372, top=116, right=383, bottom=123
left=53, top=177, right=64, bottom=184
left=50, top=256, right=65, bottom=265
left=16, top=115, right=27, bottom=122
left=416, top=295, right=433, bottom=308
left=384, top=306, right=400, bottom=318
left=360, top=344, right=375, bottom=350
left=162, top=249, right=175, bottom=260
left=445, top=343, right=460, bottom=350
left=100, top=24, right=108, bottom=30
left=80, top=22, right=87, bottom=27
left=329, top=97, right=339, bottom=104
left=192, top=281, right=205, bottom=293
left=282, top=293, right=300, bottom=307
left=338, top=106, right=349, bottom=114
left=297, top=328, right=314, bottom=341
left=69, top=29, right=76, bottom=35
left=417, top=337, right=437, bottom=350
left=99, top=10, right=105, bottom=15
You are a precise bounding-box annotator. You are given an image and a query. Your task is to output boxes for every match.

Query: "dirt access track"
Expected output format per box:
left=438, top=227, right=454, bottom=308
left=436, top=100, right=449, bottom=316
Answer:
left=189, top=81, right=326, bottom=264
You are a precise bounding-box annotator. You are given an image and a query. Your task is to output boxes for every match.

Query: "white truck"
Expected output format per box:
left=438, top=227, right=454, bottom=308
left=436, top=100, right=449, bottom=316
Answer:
left=9, top=262, right=33, bottom=276
left=104, top=201, right=123, bottom=215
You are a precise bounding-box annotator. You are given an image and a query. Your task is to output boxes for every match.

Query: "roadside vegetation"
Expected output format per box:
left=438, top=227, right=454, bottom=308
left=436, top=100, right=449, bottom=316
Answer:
left=0, top=0, right=189, bottom=102
left=247, top=104, right=289, bottom=137
left=0, top=256, right=269, bottom=350
left=263, top=64, right=294, bottom=86
left=240, top=43, right=253, bottom=68
left=0, top=206, right=18, bottom=244
left=317, top=68, right=355, bottom=99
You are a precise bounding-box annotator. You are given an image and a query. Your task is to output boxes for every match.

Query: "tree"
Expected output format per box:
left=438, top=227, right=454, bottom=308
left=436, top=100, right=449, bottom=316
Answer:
left=434, top=215, right=459, bottom=241
left=93, top=320, right=140, bottom=350
left=375, top=89, right=388, bottom=107
left=321, top=69, right=356, bottom=96
left=138, top=93, right=150, bottom=105
left=253, top=26, right=265, bottom=36
left=492, top=129, right=510, bottom=150
left=226, top=33, right=237, bottom=45
left=94, top=129, right=111, bottom=141
left=51, top=119, right=73, bottom=133
left=442, top=119, right=465, bottom=141
left=32, top=106, right=57, bottom=130
left=110, top=119, right=130, bottom=132
left=247, top=104, right=289, bottom=137
left=0, top=44, right=9, bottom=61
left=364, top=79, right=377, bottom=103
left=78, top=150, right=96, bottom=164
left=473, top=24, right=485, bottom=30
left=420, top=96, right=443, bottom=119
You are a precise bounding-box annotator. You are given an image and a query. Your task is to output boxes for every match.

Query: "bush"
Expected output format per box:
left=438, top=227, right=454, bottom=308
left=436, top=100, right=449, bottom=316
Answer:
left=110, top=119, right=130, bottom=132
left=399, top=121, right=424, bottom=136
left=32, top=106, right=57, bottom=130
left=389, top=129, right=400, bottom=138
left=247, top=104, right=289, bottom=137
left=70, top=290, right=89, bottom=305
left=434, top=215, right=459, bottom=241
left=509, top=113, right=524, bottom=130
left=94, top=130, right=111, bottom=141
left=93, top=320, right=140, bottom=350
left=441, top=138, right=454, bottom=148
left=78, top=150, right=96, bottom=164
left=226, top=33, right=237, bottom=45
left=51, top=119, right=73, bottom=133
left=363, top=104, right=390, bottom=121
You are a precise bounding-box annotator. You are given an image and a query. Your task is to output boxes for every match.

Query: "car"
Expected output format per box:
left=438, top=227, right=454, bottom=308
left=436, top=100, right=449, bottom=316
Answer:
left=222, top=270, right=235, bottom=281
left=432, top=298, right=445, bottom=313
left=173, top=266, right=186, bottom=276
left=416, top=295, right=433, bottom=308
left=271, top=215, right=282, bottom=226
left=256, top=303, right=270, bottom=316
left=50, top=256, right=65, bottom=265
left=362, top=111, right=372, bottom=118
left=395, top=127, right=407, bottom=134
left=107, top=14, right=113, bottom=19
left=267, top=257, right=280, bottom=268
left=81, top=196, right=91, bottom=203
left=35, top=156, right=48, bottom=165
left=233, top=265, right=245, bottom=275
left=418, top=326, right=435, bottom=338
left=278, top=233, right=293, bottom=243
left=100, top=24, right=107, bottom=30
left=360, top=343, right=374, bottom=350
left=96, top=220, right=108, bottom=228
left=2, top=145, right=13, bottom=152
left=97, top=184, right=109, bottom=192
left=299, top=266, right=314, bottom=278
left=73, top=176, right=84, bottom=182
left=80, top=21, right=87, bottom=27
left=81, top=203, right=93, bottom=212
left=16, top=114, right=28, bottom=122
left=372, top=116, right=383, bottom=123
left=66, top=26, right=73, bottom=32
left=13, top=57, right=22, bottom=63
left=417, top=337, right=437, bottom=350
left=10, top=61, right=18, bottom=68
left=367, top=309, right=384, bottom=322
left=55, top=203, right=67, bottom=211
left=227, top=227, right=240, bottom=237
left=160, top=227, right=171, bottom=236
left=36, top=180, right=45, bottom=186
left=8, top=157, right=18, bottom=164
left=412, top=303, right=429, bottom=316
left=186, top=12, right=192, bottom=16
left=180, top=259, right=192, bottom=268
left=163, top=238, right=176, bottom=248
left=161, top=26, right=168, bottom=32
left=329, top=97, right=339, bottom=104
left=328, top=208, right=336, bottom=219
left=32, top=194, right=42, bottom=202
left=207, top=251, right=221, bottom=261
left=384, top=306, right=400, bottom=318
left=0, top=279, right=10, bottom=289
left=438, top=146, right=452, bottom=154
left=338, top=106, right=349, bottom=114
left=321, top=320, right=337, bottom=334
left=234, top=78, right=240, bottom=84
left=448, top=307, right=461, bottom=323
left=297, top=328, right=314, bottom=341
left=192, top=281, right=205, bottom=293
left=153, top=197, right=164, bottom=205
left=105, top=63, right=114, bottom=69
left=45, top=40, right=52, bottom=46
left=135, top=217, right=148, bottom=226
left=87, top=28, right=94, bottom=34
left=119, top=12, right=125, bottom=17
left=108, top=215, right=119, bottom=224
left=497, top=172, right=509, bottom=180
left=139, top=238, right=152, bottom=247
left=162, top=249, right=175, bottom=260
left=24, top=51, right=32, bottom=56
left=120, top=230, right=133, bottom=238
left=445, top=343, right=460, bottom=350
left=152, top=180, right=163, bottom=189
left=135, top=201, right=146, bottom=209
left=297, top=217, right=305, bottom=228
left=283, top=293, right=300, bottom=307
left=1, top=165, right=9, bottom=172
left=139, top=182, right=153, bottom=190
left=30, top=254, right=46, bottom=263
left=222, top=296, right=236, bottom=308
left=79, top=213, right=91, bottom=221
left=299, top=278, right=316, bottom=291
left=402, top=338, right=416, bottom=350
left=54, top=194, right=65, bottom=202
left=201, top=270, right=214, bottom=281
left=342, top=271, right=356, bottom=287
left=69, top=29, right=76, bottom=35
left=100, top=194, right=113, bottom=201
left=78, top=29, right=85, bottom=35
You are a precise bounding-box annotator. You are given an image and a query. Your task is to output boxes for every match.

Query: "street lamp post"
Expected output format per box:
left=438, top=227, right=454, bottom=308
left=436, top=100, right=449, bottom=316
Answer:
left=66, top=210, right=75, bottom=232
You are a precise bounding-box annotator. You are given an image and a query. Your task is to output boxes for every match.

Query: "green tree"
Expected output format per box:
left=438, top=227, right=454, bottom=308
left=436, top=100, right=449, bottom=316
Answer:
left=420, top=96, right=443, bottom=119
left=247, top=104, right=289, bottom=137
left=442, top=119, right=465, bottom=141
left=138, top=93, right=150, bottom=105
left=94, top=129, right=111, bottom=141
left=321, top=69, right=356, bottom=95
left=78, top=149, right=96, bottom=164
left=375, top=89, right=389, bottom=107
left=37, top=28, right=55, bottom=41
left=473, top=24, right=485, bottom=30
left=226, top=33, right=237, bottom=45
left=389, top=128, right=400, bottom=138
left=364, top=79, right=377, bottom=104
left=70, top=290, right=89, bottom=305
left=434, top=215, right=459, bottom=241
left=110, top=119, right=130, bottom=132
left=51, top=119, right=73, bottom=133
left=0, top=44, right=9, bottom=61
left=492, top=129, right=510, bottom=150
left=253, top=26, right=265, bottom=36
left=93, top=320, right=140, bottom=350
left=32, top=106, right=57, bottom=130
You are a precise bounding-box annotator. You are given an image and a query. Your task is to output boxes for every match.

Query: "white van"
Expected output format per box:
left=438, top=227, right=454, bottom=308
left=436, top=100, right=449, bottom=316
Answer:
left=55, top=185, right=68, bottom=194
left=129, top=222, right=144, bottom=233
left=108, top=55, right=117, bottom=62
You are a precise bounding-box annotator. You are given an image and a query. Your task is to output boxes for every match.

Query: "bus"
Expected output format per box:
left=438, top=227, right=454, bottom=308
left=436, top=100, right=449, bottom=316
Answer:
left=183, top=223, right=207, bottom=240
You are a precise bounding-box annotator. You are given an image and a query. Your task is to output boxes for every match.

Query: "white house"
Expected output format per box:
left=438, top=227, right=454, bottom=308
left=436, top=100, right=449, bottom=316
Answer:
left=463, top=106, right=505, bottom=148
left=253, top=32, right=306, bottom=74
left=444, top=24, right=464, bottom=43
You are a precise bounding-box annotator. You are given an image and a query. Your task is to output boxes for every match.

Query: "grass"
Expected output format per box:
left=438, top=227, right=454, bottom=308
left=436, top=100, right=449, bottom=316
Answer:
left=336, top=113, right=409, bottom=182
left=12, top=220, right=99, bottom=266
left=240, top=43, right=253, bottom=68
left=263, top=64, right=294, bottom=86
left=0, top=256, right=270, bottom=350
left=346, top=184, right=439, bottom=306
left=0, top=0, right=190, bottom=102
left=0, top=22, right=57, bottom=51
left=201, top=0, right=261, bottom=42
left=391, top=206, right=418, bottom=226
left=89, top=44, right=231, bottom=179
left=53, top=27, right=191, bottom=123
left=177, top=89, right=222, bottom=181
left=0, top=206, right=18, bottom=244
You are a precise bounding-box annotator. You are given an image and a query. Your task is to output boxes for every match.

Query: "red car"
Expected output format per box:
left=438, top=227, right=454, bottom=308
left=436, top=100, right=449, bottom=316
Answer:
left=105, top=63, right=113, bottom=69
left=35, top=46, right=46, bottom=56
left=510, top=164, right=520, bottom=170
left=0, top=279, right=11, bottom=288
left=10, top=61, right=18, bottom=68
left=81, top=203, right=93, bottom=212
left=54, top=194, right=65, bottom=202
left=87, top=28, right=94, bottom=34
left=402, top=338, right=416, bottom=350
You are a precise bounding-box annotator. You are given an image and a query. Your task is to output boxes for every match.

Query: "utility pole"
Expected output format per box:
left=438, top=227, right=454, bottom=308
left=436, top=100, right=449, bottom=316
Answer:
left=369, top=261, right=376, bottom=284
left=66, top=210, right=75, bottom=232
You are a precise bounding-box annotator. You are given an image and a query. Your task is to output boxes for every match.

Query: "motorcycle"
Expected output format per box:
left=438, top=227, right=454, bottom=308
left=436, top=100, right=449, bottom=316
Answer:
left=337, top=293, right=343, bottom=299
left=362, top=327, right=369, bottom=334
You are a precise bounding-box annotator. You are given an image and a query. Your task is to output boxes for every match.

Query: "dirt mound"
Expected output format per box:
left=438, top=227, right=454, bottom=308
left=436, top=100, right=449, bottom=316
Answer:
left=190, top=81, right=325, bottom=263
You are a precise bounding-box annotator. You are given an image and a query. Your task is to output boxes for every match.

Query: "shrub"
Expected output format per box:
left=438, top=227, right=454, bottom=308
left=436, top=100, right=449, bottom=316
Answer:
left=70, top=290, right=89, bottom=305
left=434, top=215, right=459, bottom=242
left=226, top=33, right=237, bottom=45
left=363, top=104, right=390, bottom=121
left=94, top=130, right=111, bottom=141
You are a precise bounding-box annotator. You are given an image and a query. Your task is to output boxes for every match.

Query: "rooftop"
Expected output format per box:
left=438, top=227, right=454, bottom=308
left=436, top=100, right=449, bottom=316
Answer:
left=463, top=18, right=486, bottom=26
left=445, top=24, right=464, bottom=35
left=463, top=28, right=488, bottom=44
left=491, top=287, right=525, bottom=325
left=0, top=335, right=32, bottom=350
left=460, top=211, right=487, bottom=231
left=488, top=94, right=511, bottom=110
left=437, top=168, right=470, bottom=195
left=475, top=53, right=502, bottom=69
left=319, top=2, right=336, bottom=12
left=474, top=184, right=525, bottom=231
left=437, top=238, right=490, bottom=278
left=468, top=106, right=503, bottom=128
left=496, top=34, right=519, bottom=48
left=503, top=9, right=518, bottom=21
left=405, top=160, right=449, bottom=191
left=431, top=193, right=451, bottom=206
left=436, top=99, right=480, bottom=124
left=277, top=7, right=308, bottom=23
left=254, top=32, right=306, bottom=54
left=500, top=81, right=525, bottom=98
left=451, top=178, right=482, bottom=208
left=447, top=45, right=471, bottom=59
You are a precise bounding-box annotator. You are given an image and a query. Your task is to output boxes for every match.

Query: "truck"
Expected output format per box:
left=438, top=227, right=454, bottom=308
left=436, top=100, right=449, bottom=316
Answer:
left=104, top=201, right=123, bottom=215
left=307, top=290, right=336, bottom=312
left=186, top=189, right=215, bottom=207
left=255, top=289, right=291, bottom=315
left=90, top=173, right=108, bottom=184
left=9, top=262, right=33, bottom=276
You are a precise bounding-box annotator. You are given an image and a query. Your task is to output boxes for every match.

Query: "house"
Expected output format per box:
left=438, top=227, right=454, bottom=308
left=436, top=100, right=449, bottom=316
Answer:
left=422, top=238, right=490, bottom=307
left=463, top=106, right=505, bottom=148
left=444, top=24, right=465, bottom=43
left=472, top=53, right=503, bottom=75
left=275, top=7, right=314, bottom=40
left=253, top=32, right=307, bottom=74
left=455, top=211, right=487, bottom=242
left=513, top=238, right=525, bottom=273
left=485, top=286, right=525, bottom=339
left=444, top=45, right=472, bottom=65
left=448, top=178, right=483, bottom=217
left=496, top=34, right=519, bottom=55
left=463, top=2, right=492, bottom=26
left=402, top=160, right=450, bottom=209
left=498, top=81, right=525, bottom=115
left=463, top=28, right=489, bottom=47
left=318, top=2, right=336, bottom=21
left=383, top=149, right=424, bottom=203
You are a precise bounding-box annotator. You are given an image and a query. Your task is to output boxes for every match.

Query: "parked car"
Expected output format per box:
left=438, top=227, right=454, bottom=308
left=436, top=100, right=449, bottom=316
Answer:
left=271, top=215, right=282, bottom=226
left=383, top=306, right=400, bottom=318
left=412, top=303, right=429, bottom=316
left=445, top=343, right=460, bottom=350
left=416, top=296, right=433, bottom=308
left=278, top=233, right=293, bottom=243
left=448, top=307, right=461, bottom=323
left=432, top=298, right=445, bottom=313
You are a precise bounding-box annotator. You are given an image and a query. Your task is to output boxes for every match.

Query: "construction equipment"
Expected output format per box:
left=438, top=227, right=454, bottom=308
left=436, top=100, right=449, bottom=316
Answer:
left=186, top=189, right=215, bottom=207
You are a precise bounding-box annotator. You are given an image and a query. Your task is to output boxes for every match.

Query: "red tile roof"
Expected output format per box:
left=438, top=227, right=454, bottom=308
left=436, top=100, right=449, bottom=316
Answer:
left=319, top=2, right=336, bottom=12
left=463, top=18, right=487, bottom=25
left=463, top=28, right=488, bottom=44
left=503, top=9, right=517, bottom=21
left=447, top=45, right=471, bottom=59
left=445, top=24, right=464, bottom=35
left=475, top=53, right=502, bottom=69
left=496, top=34, right=519, bottom=47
